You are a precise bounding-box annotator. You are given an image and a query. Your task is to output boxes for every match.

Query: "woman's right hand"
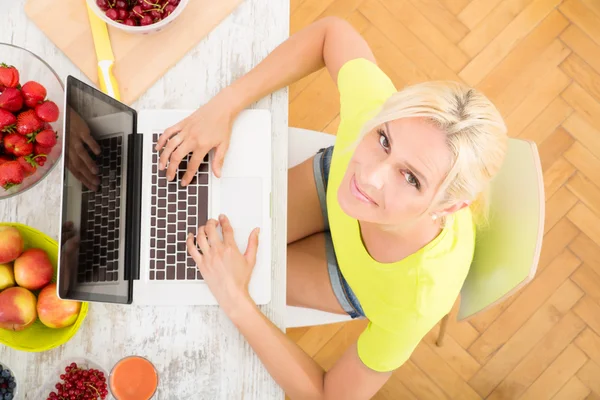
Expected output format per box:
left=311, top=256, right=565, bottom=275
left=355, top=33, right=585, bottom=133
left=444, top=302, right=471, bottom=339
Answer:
left=155, top=92, right=236, bottom=185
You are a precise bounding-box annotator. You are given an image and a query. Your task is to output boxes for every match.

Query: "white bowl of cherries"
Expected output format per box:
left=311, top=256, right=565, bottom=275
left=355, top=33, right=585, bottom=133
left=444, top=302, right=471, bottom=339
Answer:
left=86, top=0, right=189, bottom=35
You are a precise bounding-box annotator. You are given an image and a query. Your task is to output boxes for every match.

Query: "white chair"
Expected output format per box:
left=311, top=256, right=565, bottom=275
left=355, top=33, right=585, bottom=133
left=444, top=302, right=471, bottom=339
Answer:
left=285, top=128, right=545, bottom=346
left=286, top=128, right=352, bottom=328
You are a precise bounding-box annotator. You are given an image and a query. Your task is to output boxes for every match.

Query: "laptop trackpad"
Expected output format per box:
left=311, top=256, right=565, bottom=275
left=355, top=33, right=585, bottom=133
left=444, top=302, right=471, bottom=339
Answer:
left=220, top=177, right=263, bottom=251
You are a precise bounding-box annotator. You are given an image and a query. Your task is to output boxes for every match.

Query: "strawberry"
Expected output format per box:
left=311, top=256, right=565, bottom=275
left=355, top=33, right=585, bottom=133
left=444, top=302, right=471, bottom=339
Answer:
left=0, top=88, right=23, bottom=112
left=0, top=161, right=24, bottom=189
left=16, top=154, right=41, bottom=176
left=34, top=143, right=53, bottom=156
left=0, top=109, right=16, bottom=133
left=0, top=64, right=19, bottom=89
left=4, top=133, right=33, bottom=157
left=0, top=155, right=12, bottom=165
left=21, top=81, right=46, bottom=108
left=16, top=110, right=43, bottom=135
left=3, top=133, right=19, bottom=154
left=16, top=155, right=46, bottom=177
left=35, top=100, right=59, bottom=123
left=33, top=128, right=57, bottom=148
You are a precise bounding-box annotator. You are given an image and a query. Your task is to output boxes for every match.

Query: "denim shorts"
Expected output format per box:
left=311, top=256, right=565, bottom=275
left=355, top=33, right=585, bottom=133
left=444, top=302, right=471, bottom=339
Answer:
left=314, top=146, right=366, bottom=319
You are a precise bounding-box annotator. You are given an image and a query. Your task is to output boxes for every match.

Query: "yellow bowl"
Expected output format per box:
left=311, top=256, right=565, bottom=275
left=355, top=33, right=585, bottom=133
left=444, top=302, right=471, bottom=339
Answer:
left=0, top=223, right=88, bottom=352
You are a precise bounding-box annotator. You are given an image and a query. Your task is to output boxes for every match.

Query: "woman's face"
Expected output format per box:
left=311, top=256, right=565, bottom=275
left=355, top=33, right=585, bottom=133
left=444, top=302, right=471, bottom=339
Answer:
left=338, top=117, right=453, bottom=227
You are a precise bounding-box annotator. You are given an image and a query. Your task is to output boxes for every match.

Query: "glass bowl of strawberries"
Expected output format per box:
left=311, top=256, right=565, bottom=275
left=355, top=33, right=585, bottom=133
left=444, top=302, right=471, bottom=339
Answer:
left=86, top=0, right=189, bottom=35
left=0, top=43, right=63, bottom=200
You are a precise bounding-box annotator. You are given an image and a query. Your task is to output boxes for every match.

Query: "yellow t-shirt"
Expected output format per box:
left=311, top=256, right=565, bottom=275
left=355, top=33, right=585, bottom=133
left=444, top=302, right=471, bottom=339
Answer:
left=327, top=58, right=476, bottom=372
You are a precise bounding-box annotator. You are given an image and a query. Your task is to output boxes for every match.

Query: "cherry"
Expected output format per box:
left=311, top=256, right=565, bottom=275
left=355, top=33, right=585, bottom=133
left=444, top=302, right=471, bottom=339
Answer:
left=141, top=1, right=155, bottom=10
left=115, top=0, right=127, bottom=8
left=105, top=8, right=118, bottom=20
left=140, top=15, right=153, bottom=25
left=118, top=9, right=129, bottom=20
left=96, top=0, right=109, bottom=11
left=165, top=4, right=175, bottom=16
left=132, top=5, right=143, bottom=16
left=124, top=18, right=137, bottom=26
left=149, top=9, right=161, bottom=17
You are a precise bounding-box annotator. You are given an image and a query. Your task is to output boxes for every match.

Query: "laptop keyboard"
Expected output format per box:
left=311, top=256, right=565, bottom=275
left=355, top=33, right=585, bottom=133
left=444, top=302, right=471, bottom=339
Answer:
left=78, top=135, right=123, bottom=283
left=149, top=132, right=209, bottom=281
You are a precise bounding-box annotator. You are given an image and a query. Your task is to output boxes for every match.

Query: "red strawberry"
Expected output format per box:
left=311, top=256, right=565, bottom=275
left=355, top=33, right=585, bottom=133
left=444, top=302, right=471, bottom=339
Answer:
left=16, top=110, right=43, bottom=135
left=0, top=64, right=19, bottom=89
left=3, top=133, right=19, bottom=154
left=0, top=109, right=16, bottom=133
left=34, top=129, right=57, bottom=148
left=21, top=81, right=47, bottom=108
left=0, top=161, right=24, bottom=189
left=0, top=155, right=12, bottom=165
left=16, top=155, right=39, bottom=176
left=35, top=101, right=59, bottom=123
left=4, top=133, right=33, bottom=157
left=0, top=88, right=23, bottom=112
left=34, top=143, right=53, bottom=156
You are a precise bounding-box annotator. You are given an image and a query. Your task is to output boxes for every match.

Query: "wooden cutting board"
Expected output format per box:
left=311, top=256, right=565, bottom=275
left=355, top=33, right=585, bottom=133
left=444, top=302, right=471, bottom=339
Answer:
left=24, top=0, right=244, bottom=105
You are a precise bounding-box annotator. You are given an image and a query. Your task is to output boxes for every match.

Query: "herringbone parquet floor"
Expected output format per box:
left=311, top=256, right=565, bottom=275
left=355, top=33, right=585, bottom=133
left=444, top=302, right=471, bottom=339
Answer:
left=286, top=0, right=600, bottom=399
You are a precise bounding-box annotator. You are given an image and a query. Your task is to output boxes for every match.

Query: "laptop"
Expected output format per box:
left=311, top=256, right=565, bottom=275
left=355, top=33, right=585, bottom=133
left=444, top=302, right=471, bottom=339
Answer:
left=57, top=75, right=272, bottom=306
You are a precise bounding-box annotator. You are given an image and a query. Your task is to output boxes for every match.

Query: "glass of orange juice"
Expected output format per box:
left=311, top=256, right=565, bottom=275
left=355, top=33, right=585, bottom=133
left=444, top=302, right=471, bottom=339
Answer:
left=109, top=356, right=159, bottom=400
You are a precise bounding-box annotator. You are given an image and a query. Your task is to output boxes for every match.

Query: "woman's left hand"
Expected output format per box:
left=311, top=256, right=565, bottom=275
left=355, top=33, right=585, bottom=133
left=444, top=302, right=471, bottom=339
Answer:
left=187, top=215, right=260, bottom=315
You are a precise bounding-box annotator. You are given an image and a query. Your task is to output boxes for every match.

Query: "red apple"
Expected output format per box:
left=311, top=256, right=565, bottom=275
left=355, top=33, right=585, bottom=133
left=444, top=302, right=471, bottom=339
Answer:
left=0, top=287, right=37, bottom=331
left=14, top=248, right=54, bottom=290
left=37, top=283, right=81, bottom=328
left=0, top=226, right=24, bottom=264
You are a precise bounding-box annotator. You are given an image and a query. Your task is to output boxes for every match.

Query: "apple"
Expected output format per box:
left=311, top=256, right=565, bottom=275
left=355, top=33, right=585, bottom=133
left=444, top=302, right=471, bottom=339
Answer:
left=0, top=263, right=15, bottom=290
left=37, top=283, right=80, bottom=329
left=14, top=248, right=54, bottom=290
left=0, top=226, right=24, bottom=264
left=0, top=287, right=37, bottom=331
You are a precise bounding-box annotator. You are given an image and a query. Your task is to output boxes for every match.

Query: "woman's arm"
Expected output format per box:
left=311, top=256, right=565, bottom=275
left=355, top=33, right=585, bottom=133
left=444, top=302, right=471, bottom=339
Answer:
left=156, top=17, right=376, bottom=184
left=230, top=298, right=392, bottom=400
left=223, top=16, right=376, bottom=116
left=187, top=217, right=392, bottom=400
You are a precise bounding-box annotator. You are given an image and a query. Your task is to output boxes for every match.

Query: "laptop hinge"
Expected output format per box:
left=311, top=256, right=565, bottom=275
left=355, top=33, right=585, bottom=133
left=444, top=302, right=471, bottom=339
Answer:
left=125, top=125, right=143, bottom=289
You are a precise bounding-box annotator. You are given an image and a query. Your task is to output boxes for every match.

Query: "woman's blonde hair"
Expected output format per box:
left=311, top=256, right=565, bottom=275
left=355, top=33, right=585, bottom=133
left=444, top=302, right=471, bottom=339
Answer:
left=358, top=81, right=508, bottom=227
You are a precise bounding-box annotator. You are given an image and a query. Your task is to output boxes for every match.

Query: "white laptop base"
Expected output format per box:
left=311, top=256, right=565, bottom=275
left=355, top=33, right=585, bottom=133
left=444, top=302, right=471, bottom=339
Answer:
left=133, top=109, right=272, bottom=306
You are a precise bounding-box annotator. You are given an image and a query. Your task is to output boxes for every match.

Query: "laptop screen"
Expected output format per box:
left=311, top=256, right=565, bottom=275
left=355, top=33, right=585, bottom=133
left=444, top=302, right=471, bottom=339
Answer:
left=58, top=76, right=138, bottom=304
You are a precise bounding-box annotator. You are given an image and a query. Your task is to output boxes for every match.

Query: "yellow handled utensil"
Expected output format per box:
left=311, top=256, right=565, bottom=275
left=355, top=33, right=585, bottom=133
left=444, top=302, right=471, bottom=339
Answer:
left=86, top=5, right=121, bottom=101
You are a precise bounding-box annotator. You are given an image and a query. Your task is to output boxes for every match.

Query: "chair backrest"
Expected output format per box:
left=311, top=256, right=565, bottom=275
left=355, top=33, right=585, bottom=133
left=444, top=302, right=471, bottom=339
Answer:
left=457, top=138, right=545, bottom=320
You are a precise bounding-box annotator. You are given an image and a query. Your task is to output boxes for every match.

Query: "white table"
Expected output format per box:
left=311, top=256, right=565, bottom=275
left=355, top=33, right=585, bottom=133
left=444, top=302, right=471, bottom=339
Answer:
left=0, top=1, right=288, bottom=398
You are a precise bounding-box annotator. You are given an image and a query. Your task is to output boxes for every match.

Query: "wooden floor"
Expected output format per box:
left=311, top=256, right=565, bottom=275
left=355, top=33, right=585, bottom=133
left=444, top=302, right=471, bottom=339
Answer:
left=286, top=0, right=600, bottom=399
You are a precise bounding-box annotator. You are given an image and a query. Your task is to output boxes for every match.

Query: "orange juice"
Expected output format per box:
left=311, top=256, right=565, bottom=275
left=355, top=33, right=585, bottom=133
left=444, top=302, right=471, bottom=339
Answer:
left=109, top=356, right=158, bottom=400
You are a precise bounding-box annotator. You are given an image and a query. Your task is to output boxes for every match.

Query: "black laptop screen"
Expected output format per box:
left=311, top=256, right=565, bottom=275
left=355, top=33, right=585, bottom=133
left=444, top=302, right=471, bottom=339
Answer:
left=58, top=76, right=137, bottom=304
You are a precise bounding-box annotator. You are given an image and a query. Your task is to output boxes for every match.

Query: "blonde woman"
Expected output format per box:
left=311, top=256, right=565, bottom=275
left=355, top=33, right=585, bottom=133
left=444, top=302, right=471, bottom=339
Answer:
left=155, top=17, right=507, bottom=399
